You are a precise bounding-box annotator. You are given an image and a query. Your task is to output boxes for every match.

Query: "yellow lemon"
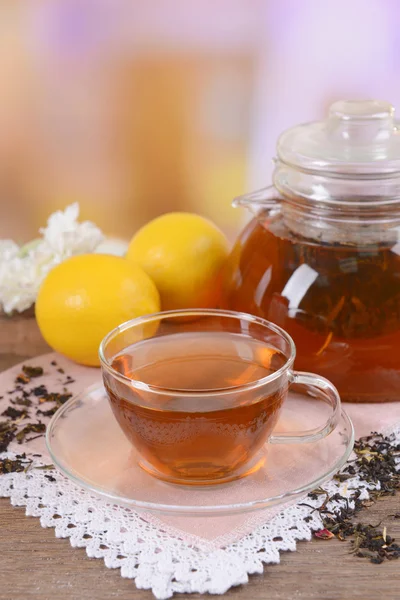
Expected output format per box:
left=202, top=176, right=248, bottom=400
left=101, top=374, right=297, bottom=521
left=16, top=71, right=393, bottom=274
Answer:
left=126, top=212, right=230, bottom=311
left=36, top=254, right=160, bottom=366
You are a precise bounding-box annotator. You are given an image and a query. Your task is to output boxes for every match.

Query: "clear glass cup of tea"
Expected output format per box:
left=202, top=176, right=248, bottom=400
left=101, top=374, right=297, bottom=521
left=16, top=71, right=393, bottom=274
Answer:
left=99, top=309, right=341, bottom=486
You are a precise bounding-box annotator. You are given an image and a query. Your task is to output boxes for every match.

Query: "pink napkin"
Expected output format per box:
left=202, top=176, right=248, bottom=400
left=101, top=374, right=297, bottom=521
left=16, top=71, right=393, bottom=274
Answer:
left=1, top=352, right=400, bottom=550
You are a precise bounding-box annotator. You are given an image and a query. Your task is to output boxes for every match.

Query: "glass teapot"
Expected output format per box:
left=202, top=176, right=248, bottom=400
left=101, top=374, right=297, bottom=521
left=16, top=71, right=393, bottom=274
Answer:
left=221, top=100, right=400, bottom=403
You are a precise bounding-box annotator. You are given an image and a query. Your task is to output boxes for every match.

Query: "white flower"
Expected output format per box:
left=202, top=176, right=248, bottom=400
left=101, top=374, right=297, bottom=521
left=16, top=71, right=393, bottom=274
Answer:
left=0, top=240, right=19, bottom=261
left=40, top=202, right=103, bottom=259
left=0, top=204, right=104, bottom=314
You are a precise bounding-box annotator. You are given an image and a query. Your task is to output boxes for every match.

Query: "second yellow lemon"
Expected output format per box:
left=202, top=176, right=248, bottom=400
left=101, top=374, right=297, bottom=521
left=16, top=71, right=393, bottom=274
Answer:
left=36, top=254, right=160, bottom=366
left=126, top=213, right=230, bottom=311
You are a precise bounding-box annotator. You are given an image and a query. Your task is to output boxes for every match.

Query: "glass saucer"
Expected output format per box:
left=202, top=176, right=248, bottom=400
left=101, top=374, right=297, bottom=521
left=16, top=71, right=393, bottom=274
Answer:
left=46, top=383, right=354, bottom=516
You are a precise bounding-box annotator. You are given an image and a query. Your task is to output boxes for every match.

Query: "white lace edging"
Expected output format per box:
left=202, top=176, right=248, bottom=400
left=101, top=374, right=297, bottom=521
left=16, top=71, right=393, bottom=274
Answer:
left=1, top=423, right=399, bottom=599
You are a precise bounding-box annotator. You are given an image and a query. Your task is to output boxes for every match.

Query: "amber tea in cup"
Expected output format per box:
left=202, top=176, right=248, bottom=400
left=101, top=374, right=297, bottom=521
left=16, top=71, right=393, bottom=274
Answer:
left=108, top=333, right=286, bottom=482
left=100, top=310, right=341, bottom=485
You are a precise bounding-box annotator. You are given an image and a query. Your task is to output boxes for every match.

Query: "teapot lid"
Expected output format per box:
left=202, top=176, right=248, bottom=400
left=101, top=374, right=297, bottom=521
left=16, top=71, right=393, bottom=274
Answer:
left=277, top=100, right=400, bottom=176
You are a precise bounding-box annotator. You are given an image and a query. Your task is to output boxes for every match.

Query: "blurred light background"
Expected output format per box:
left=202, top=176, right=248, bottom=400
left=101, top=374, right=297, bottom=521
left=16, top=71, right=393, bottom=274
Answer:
left=1, top=0, right=400, bottom=243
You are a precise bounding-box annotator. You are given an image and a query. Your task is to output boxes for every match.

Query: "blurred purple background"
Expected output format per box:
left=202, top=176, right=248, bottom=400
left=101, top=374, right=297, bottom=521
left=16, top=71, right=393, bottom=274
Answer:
left=1, top=0, right=399, bottom=241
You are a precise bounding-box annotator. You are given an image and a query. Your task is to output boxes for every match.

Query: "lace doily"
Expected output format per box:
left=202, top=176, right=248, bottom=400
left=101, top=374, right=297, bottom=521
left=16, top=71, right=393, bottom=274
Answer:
left=1, top=355, right=399, bottom=599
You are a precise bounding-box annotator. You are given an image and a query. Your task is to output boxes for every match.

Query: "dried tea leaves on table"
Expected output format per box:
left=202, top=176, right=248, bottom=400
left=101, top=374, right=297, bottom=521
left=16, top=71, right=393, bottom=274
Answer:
left=309, top=433, right=400, bottom=564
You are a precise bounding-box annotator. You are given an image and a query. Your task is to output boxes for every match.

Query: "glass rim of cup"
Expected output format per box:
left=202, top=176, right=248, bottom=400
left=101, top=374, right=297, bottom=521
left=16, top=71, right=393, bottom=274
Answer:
left=99, top=308, right=296, bottom=397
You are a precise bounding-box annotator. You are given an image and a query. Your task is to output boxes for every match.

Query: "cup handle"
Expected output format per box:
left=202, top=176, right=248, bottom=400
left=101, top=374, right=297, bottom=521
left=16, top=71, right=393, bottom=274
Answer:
left=269, top=371, right=341, bottom=444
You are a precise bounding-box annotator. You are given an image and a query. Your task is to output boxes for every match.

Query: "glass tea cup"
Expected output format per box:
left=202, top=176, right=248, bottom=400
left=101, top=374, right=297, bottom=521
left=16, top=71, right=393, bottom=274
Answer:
left=99, top=309, right=341, bottom=486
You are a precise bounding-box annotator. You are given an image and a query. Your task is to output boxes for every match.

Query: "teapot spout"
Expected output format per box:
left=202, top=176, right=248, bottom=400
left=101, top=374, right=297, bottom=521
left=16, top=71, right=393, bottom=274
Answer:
left=232, top=185, right=282, bottom=214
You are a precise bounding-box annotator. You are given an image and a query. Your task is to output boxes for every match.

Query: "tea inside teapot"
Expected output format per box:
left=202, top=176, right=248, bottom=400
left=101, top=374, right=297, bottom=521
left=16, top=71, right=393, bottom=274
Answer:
left=222, top=100, right=400, bottom=403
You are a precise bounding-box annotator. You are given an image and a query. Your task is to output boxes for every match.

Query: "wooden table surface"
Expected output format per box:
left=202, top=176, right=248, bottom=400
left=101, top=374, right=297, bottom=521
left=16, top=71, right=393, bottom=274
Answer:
left=1, top=353, right=400, bottom=600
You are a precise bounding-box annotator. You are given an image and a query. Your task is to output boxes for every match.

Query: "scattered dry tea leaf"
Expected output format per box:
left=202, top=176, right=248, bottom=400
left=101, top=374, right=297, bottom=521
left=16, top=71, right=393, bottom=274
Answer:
left=22, top=365, right=44, bottom=378
left=31, top=385, right=48, bottom=397
left=11, top=397, right=32, bottom=407
left=0, top=456, right=32, bottom=475
left=1, top=407, right=28, bottom=421
left=38, top=392, right=72, bottom=405
left=16, top=422, right=46, bottom=443
left=0, top=421, right=17, bottom=452
left=36, top=407, right=58, bottom=417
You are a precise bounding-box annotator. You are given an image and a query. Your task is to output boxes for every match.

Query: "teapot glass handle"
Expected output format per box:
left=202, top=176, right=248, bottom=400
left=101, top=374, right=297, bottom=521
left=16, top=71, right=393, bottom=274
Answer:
left=269, top=371, right=341, bottom=444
